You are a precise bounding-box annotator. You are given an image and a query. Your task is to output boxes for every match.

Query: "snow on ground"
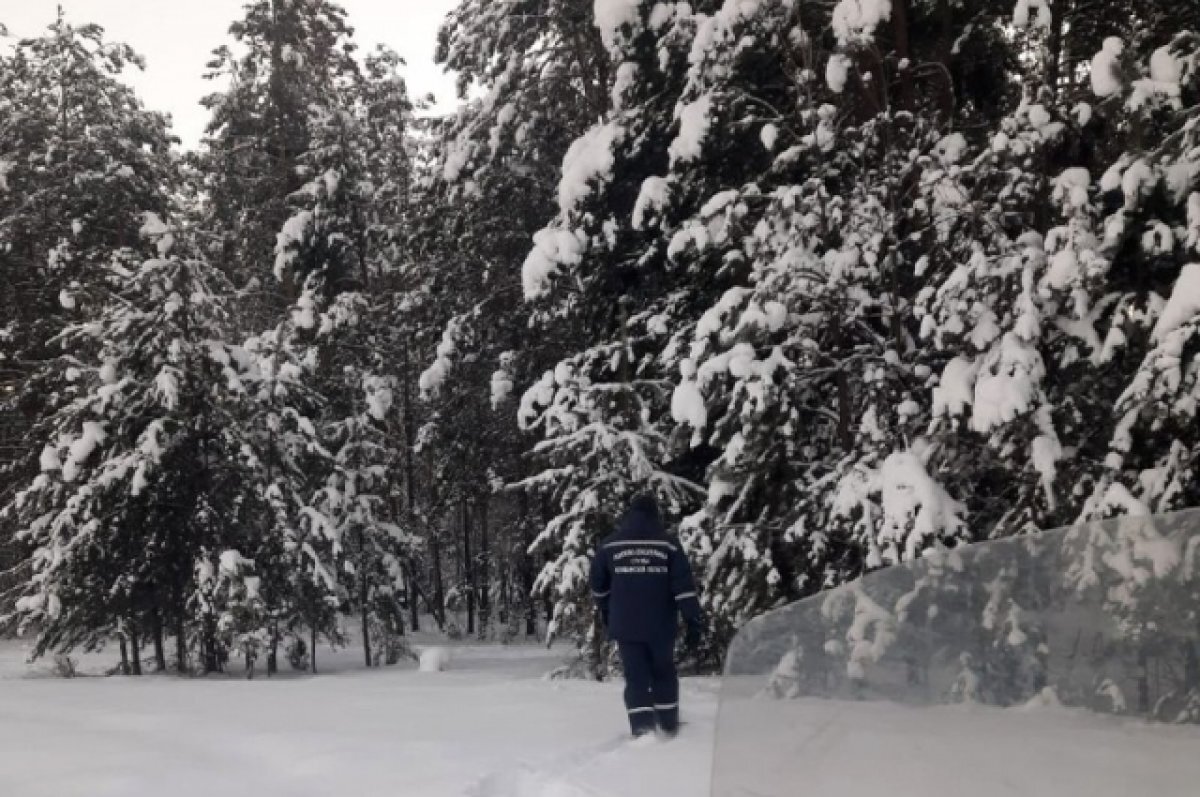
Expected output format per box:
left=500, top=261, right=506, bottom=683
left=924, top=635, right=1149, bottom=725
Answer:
left=3, top=636, right=1199, bottom=796
left=713, top=691, right=1200, bottom=797
left=0, top=637, right=716, bottom=797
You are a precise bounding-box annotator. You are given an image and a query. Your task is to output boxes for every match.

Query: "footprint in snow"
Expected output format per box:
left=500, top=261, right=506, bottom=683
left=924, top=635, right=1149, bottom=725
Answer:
left=467, top=765, right=597, bottom=797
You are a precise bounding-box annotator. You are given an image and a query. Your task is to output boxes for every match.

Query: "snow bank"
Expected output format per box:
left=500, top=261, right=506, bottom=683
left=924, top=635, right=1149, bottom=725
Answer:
left=419, top=646, right=452, bottom=672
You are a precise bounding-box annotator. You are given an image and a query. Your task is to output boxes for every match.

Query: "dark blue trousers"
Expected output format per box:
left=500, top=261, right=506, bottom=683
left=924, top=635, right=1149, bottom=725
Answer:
left=617, top=639, right=679, bottom=736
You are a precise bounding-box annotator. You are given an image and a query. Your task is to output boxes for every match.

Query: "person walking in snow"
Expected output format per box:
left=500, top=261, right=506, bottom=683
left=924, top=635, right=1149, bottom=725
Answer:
left=590, top=493, right=703, bottom=738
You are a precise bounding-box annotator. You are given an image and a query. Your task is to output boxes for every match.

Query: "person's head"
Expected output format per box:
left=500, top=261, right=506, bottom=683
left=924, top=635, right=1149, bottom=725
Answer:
left=628, top=492, right=660, bottom=524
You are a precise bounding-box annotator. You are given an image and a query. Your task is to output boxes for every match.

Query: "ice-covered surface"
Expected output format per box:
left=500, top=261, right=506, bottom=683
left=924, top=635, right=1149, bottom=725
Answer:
left=0, top=637, right=717, bottom=797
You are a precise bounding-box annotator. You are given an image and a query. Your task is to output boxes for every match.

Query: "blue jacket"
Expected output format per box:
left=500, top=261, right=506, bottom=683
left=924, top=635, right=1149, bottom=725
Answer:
left=590, top=505, right=702, bottom=643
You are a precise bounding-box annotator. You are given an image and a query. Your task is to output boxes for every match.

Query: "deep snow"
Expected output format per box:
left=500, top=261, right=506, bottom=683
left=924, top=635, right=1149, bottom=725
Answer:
left=0, top=638, right=717, bottom=797
left=713, top=690, right=1200, bottom=797
left=2, top=637, right=1198, bottom=796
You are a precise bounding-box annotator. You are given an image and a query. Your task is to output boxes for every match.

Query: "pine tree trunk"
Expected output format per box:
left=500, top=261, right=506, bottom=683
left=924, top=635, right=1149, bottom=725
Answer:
left=361, top=567, right=373, bottom=668
left=431, top=531, right=446, bottom=629
left=464, top=500, right=476, bottom=636
left=499, top=558, right=510, bottom=630
left=310, top=626, right=318, bottom=675
left=129, top=625, right=143, bottom=676
left=834, top=320, right=854, bottom=451
left=400, top=338, right=420, bottom=635
left=202, top=614, right=222, bottom=674
left=934, top=0, right=956, bottom=115
left=521, top=495, right=537, bottom=637
left=151, top=605, right=167, bottom=672
left=118, top=632, right=130, bottom=676
left=174, top=578, right=188, bottom=674
left=1137, top=647, right=1150, bottom=714
left=175, top=614, right=187, bottom=674
left=267, top=621, right=279, bottom=677
left=407, top=562, right=420, bottom=632
left=525, top=567, right=538, bottom=637
left=890, top=0, right=916, bottom=112
left=479, top=498, right=491, bottom=639
left=401, top=341, right=417, bottom=513
left=1046, top=0, right=1066, bottom=94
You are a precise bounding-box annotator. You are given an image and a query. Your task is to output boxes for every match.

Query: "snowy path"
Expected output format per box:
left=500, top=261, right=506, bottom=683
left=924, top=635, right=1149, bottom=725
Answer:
left=0, top=640, right=716, bottom=797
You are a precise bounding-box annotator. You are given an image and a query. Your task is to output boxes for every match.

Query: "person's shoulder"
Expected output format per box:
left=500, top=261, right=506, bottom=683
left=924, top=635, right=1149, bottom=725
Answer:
left=598, top=527, right=678, bottom=550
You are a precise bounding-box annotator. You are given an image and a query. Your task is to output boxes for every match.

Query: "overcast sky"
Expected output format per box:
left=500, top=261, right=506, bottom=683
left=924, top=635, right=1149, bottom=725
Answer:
left=0, top=0, right=462, bottom=149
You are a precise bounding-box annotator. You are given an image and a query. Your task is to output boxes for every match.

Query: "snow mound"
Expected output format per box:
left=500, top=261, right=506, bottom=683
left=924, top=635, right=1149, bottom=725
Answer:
left=419, top=646, right=452, bottom=673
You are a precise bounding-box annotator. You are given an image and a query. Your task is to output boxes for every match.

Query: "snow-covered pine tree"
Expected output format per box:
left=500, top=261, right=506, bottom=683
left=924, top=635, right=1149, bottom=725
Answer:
left=266, top=51, right=421, bottom=667
left=647, top=0, right=1023, bottom=648
left=0, top=15, right=175, bottom=591
left=199, top=0, right=360, bottom=302
left=514, top=0, right=742, bottom=668
left=1081, top=31, right=1200, bottom=516
left=1048, top=30, right=1200, bottom=722
left=231, top=314, right=332, bottom=674
left=409, top=0, right=617, bottom=642
left=3, top=214, right=257, bottom=674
